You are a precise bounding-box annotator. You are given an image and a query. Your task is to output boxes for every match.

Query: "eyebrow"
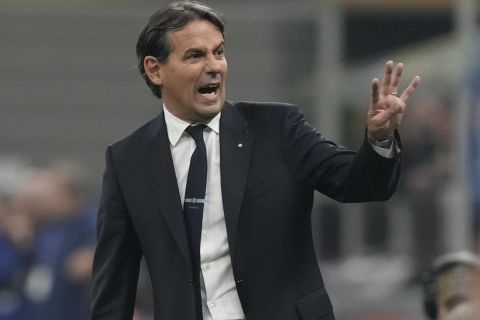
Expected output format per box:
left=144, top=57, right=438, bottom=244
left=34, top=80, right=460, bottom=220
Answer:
left=214, top=41, right=225, bottom=51
left=183, top=41, right=225, bottom=56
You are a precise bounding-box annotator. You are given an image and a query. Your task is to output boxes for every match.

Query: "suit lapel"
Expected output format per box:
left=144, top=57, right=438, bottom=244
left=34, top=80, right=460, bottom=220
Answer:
left=141, top=113, right=191, bottom=266
left=138, top=103, right=253, bottom=266
left=220, top=102, right=253, bottom=256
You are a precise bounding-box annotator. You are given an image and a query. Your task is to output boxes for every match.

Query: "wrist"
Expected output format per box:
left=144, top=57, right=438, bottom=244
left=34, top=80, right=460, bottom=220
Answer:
left=367, top=134, right=394, bottom=148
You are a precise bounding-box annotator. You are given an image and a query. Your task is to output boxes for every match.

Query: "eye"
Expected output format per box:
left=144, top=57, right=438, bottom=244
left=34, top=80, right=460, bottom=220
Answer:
left=185, top=51, right=204, bottom=60
left=214, top=46, right=225, bottom=57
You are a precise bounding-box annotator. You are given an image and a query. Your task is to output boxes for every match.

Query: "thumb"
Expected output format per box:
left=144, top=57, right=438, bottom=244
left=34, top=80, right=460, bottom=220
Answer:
left=370, top=103, right=403, bottom=126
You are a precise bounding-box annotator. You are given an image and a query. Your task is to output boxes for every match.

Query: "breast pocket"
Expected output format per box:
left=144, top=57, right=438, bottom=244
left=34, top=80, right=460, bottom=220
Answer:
left=296, top=288, right=335, bottom=320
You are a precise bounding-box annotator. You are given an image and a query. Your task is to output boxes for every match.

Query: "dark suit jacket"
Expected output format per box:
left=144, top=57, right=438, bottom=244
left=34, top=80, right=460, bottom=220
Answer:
left=91, top=101, right=401, bottom=320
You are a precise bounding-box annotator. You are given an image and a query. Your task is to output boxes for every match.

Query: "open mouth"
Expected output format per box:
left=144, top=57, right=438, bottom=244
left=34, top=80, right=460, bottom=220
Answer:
left=198, top=83, right=220, bottom=98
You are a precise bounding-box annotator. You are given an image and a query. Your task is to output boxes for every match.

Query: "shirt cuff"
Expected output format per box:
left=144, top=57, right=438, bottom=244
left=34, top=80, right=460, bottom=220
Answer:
left=369, top=138, right=400, bottom=158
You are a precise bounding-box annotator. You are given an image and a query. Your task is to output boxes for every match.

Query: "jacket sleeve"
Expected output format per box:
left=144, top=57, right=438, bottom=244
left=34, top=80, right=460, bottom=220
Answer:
left=282, top=105, right=401, bottom=202
left=90, top=146, right=143, bottom=319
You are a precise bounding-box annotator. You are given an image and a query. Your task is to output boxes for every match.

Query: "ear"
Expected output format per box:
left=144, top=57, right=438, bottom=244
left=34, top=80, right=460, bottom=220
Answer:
left=144, top=56, right=163, bottom=86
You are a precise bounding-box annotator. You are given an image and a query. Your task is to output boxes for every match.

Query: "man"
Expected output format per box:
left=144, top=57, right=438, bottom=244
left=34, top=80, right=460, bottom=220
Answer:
left=423, top=251, right=480, bottom=320
left=90, top=2, right=420, bottom=320
left=443, top=303, right=480, bottom=320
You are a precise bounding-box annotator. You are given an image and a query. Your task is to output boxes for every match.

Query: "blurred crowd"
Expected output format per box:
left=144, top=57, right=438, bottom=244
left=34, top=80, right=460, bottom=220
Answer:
left=400, top=96, right=454, bottom=283
left=0, top=158, right=96, bottom=320
left=0, top=157, right=156, bottom=320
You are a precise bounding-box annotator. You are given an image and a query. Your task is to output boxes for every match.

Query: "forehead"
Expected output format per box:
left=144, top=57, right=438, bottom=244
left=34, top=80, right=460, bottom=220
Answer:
left=167, top=19, right=224, bottom=51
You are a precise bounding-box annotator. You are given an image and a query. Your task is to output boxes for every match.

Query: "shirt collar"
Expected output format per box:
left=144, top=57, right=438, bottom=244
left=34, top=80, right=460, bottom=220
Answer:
left=163, top=104, right=220, bottom=147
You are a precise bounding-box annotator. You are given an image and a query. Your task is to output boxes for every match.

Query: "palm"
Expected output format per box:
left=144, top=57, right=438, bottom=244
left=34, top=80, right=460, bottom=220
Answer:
left=367, top=61, right=420, bottom=141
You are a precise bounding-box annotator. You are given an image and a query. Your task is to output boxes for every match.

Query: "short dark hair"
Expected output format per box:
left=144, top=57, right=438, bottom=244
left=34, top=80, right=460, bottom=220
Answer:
left=136, top=1, right=225, bottom=99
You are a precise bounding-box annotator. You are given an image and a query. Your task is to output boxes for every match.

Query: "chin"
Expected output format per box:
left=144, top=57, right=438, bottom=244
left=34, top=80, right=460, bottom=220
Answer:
left=196, top=102, right=223, bottom=120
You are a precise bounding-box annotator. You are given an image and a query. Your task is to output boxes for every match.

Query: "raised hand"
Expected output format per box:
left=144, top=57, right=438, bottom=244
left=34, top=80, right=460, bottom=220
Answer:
left=367, top=60, right=421, bottom=141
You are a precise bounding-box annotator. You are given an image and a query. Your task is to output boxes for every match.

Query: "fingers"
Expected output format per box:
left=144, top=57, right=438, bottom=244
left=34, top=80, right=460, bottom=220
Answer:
left=389, top=63, right=404, bottom=95
left=400, top=75, right=421, bottom=102
left=381, top=60, right=406, bottom=96
left=380, top=60, right=394, bottom=96
left=371, top=78, right=379, bottom=105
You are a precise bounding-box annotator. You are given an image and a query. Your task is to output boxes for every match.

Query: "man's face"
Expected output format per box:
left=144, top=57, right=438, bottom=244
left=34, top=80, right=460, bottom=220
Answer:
left=156, top=19, right=227, bottom=123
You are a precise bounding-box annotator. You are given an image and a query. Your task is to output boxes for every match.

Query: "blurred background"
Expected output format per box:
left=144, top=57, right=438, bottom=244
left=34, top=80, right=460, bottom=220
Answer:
left=1, top=0, right=480, bottom=319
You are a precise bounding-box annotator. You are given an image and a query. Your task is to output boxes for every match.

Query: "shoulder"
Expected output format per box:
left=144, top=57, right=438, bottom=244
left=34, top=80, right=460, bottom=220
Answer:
left=108, top=114, right=163, bottom=155
left=228, top=100, right=302, bottom=123
left=230, top=100, right=299, bottom=113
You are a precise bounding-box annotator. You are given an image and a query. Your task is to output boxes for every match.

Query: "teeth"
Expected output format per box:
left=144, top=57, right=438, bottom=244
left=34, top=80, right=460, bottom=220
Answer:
left=199, top=84, right=218, bottom=89
left=201, top=91, right=217, bottom=98
left=198, top=84, right=219, bottom=95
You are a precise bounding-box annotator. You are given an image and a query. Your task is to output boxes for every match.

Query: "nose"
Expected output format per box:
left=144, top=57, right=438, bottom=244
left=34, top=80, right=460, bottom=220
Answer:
left=205, top=53, right=222, bottom=76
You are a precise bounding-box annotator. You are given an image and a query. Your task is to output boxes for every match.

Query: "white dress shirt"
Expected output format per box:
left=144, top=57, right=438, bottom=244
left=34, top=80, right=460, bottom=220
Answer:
left=163, top=106, right=245, bottom=320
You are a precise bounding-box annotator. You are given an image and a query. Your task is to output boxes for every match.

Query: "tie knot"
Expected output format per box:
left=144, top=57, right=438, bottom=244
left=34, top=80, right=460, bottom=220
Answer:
left=185, top=125, right=206, bottom=144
